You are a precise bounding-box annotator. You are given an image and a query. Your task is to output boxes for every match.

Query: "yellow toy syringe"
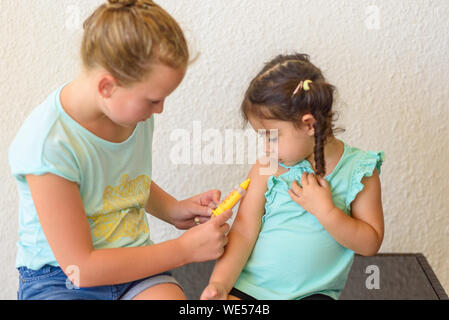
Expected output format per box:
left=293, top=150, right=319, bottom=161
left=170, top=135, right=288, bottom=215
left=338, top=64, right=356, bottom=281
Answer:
left=212, top=178, right=251, bottom=217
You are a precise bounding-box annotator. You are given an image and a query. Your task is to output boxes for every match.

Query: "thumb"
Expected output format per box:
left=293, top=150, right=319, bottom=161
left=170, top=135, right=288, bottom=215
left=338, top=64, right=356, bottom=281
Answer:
left=212, top=209, right=233, bottom=226
left=318, top=176, right=330, bottom=189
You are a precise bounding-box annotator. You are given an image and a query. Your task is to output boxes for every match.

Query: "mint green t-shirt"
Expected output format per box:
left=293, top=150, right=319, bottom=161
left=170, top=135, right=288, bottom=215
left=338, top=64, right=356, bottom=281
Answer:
left=234, top=142, right=385, bottom=300
left=9, top=84, right=154, bottom=270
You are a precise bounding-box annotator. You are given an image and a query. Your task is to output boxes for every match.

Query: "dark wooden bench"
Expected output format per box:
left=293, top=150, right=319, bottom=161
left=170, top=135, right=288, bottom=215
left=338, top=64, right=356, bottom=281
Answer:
left=171, top=253, right=448, bottom=300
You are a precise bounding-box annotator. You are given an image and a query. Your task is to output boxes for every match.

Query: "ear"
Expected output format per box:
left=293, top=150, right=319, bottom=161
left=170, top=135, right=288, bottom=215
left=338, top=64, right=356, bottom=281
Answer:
left=98, top=74, right=118, bottom=99
left=301, top=114, right=316, bottom=136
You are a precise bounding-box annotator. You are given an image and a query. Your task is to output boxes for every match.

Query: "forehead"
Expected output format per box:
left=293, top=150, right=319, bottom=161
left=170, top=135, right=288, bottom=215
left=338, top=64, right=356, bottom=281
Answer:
left=248, top=116, right=292, bottom=132
left=129, top=63, right=186, bottom=98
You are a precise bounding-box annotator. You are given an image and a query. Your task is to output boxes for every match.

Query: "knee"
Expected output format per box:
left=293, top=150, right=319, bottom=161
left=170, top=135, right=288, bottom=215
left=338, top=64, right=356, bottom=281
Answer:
left=132, top=283, right=186, bottom=300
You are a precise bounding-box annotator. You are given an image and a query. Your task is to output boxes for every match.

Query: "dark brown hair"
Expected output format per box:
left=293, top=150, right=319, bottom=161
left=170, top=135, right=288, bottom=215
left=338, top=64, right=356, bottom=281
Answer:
left=241, top=53, right=342, bottom=176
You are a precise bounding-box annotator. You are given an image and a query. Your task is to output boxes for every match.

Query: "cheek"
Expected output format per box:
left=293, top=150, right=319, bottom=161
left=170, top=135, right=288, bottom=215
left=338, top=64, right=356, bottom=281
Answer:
left=278, top=137, right=304, bottom=158
left=110, top=98, right=146, bottom=119
left=108, top=100, right=129, bottom=119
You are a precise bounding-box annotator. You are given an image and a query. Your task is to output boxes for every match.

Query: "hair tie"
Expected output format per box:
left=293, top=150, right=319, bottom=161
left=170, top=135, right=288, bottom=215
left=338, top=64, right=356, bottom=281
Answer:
left=292, top=80, right=312, bottom=97
left=303, top=80, right=312, bottom=91
left=138, top=1, right=153, bottom=10
left=107, top=0, right=153, bottom=10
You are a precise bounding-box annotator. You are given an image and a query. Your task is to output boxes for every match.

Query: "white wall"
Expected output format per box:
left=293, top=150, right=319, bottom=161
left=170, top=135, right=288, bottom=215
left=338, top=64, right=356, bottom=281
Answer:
left=1, top=0, right=448, bottom=299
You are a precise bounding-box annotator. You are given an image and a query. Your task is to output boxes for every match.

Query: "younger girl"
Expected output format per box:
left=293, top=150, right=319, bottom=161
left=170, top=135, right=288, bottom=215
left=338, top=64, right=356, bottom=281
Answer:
left=9, top=0, right=231, bottom=300
left=201, top=53, right=385, bottom=300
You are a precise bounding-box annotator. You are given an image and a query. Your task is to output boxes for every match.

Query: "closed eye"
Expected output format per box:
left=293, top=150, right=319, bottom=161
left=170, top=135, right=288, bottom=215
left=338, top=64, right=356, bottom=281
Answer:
left=147, top=100, right=162, bottom=106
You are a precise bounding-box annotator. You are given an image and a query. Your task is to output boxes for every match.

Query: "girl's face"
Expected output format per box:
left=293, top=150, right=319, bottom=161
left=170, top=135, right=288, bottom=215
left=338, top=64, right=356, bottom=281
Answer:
left=248, top=114, right=315, bottom=167
left=99, top=63, right=186, bottom=128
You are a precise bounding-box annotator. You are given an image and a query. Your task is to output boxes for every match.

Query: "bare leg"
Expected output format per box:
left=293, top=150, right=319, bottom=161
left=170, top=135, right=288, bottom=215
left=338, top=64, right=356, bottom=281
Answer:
left=132, top=283, right=186, bottom=300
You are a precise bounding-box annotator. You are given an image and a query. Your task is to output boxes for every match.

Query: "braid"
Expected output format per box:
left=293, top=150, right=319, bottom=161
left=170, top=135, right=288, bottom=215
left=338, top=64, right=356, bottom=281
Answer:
left=313, top=114, right=329, bottom=176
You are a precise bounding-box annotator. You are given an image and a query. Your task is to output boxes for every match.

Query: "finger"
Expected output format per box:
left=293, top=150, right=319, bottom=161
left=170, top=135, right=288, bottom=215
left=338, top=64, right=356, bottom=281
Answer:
left=316, top=176, right=326, bottom=187
left=194, top=217, right=201, bottom=226
left=290, top=180, right=303, bottom=196
left=288, top=189, right=301, bottom=203
left=223, top=235, right=229, bottom=246
left=193, top=203, right=214, bottom=217
left=212, top=209, right=233, bottom=226
left=317, top=175, right=329, bottom=189
left=208, top=201, right=219, bottom=209
left=220, top=223, right=230, bottom=234
left=200, top=190, right=221, bottom=207
left=194, top=216, right=210, bottom=225
left=308, top=173, right=319, bottom=186
left=208, top=189, right=222, bottom=206
left=301, top=172, right=309, bottom=186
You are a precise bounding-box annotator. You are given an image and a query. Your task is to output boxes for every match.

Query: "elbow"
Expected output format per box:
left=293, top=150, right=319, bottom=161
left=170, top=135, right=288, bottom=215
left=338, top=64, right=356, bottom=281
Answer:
left=59, top=263, right=91, bottom=289
left=357, top=225, right=383, bottom=257
left=357, top=237, right=383, bottom=257
left=60, top=254, right=98, bottom=288
left=358, top=246, right=380, bottom=257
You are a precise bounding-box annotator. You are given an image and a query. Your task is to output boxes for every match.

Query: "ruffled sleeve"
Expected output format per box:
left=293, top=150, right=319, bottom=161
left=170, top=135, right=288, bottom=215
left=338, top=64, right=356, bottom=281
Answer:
left=345, top=151, right=385, bottom=209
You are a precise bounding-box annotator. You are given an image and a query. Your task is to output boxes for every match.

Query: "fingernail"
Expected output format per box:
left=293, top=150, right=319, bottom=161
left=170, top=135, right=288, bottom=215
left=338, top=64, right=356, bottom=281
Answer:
left=209, top=202, right=218, bottom=209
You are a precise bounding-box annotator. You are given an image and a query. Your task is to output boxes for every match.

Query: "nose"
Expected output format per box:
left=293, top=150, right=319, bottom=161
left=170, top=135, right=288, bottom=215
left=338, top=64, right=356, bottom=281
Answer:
left=265, top=140, right=278, bottom=157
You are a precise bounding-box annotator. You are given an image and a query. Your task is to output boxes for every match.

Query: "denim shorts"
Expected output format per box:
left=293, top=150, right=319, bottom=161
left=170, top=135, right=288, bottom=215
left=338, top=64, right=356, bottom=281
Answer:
left=17, top=265, right=182, bottom=300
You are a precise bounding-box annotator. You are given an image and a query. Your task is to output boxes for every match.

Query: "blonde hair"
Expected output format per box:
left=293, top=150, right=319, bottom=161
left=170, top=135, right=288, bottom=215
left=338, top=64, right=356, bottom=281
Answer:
left=81, top=0, right=189, bottom=87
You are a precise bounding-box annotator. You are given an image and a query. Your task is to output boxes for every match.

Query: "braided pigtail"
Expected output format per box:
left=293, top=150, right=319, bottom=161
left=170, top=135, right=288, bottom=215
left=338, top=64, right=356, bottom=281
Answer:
left=303, top=80, right=335, bottom=176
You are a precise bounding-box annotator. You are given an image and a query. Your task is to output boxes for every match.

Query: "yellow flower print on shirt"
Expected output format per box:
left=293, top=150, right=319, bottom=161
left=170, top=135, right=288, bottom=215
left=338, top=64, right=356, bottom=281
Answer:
left=88, top=174, right=151, bottom=245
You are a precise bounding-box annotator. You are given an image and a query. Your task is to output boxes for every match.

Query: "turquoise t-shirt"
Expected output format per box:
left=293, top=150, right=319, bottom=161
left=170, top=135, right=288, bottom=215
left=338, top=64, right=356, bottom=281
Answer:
left=234, top=142, right=385, bottom=300
left=9, top=84, right=154, bottom=270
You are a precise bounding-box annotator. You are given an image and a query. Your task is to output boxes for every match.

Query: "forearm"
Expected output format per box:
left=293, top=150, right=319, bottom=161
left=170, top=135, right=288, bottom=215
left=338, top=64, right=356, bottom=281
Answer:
left=318, top=207, right=382, bottom=256
left=209, top=228, right=257, bottom=293
left=77, top=239, right=188, bottom=287
left=145, top=181, right=179, bottom=224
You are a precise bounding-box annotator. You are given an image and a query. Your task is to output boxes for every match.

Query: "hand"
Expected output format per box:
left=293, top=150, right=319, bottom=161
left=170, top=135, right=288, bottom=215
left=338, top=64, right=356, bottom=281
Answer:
left=179, top=209, right=232, bottom=263
left=200, top=282, right=228, bottom=300
left=288, top=172, right=336, bottom=220
left=172, top=190, right=221, bottom=230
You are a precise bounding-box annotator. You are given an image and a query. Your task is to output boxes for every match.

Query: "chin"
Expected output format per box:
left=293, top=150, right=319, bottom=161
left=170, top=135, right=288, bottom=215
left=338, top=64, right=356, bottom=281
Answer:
left=115, top=120, right=139, bottom=128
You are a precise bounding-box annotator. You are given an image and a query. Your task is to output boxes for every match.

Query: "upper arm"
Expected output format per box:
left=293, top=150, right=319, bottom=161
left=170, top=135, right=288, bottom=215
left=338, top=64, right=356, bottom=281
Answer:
left=350, top=169, right=384, bottom=244
left=26, top=174, right=94, bottom=272
left=231, top=160, right=269, bottom=241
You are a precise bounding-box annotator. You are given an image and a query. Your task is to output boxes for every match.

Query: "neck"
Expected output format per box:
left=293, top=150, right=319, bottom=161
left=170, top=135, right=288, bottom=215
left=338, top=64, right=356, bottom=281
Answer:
left=61, top=70, right=106, bottom=125
left=306, top=136, right=343, bottom=172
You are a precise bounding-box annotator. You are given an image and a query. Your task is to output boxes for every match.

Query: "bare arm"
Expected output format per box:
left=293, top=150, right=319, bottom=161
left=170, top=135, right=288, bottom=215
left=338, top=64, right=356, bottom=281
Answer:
left=290, top=170, right=384, bottom=256
left=145, top=181, right=221, bottom=229
left=145, top=181, right=179, bottom=224
left=26, top=174, right=231, bottom=288
left=201, top=161, right=269, bottom=299
left=320, top=170, right=384, bottom=256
